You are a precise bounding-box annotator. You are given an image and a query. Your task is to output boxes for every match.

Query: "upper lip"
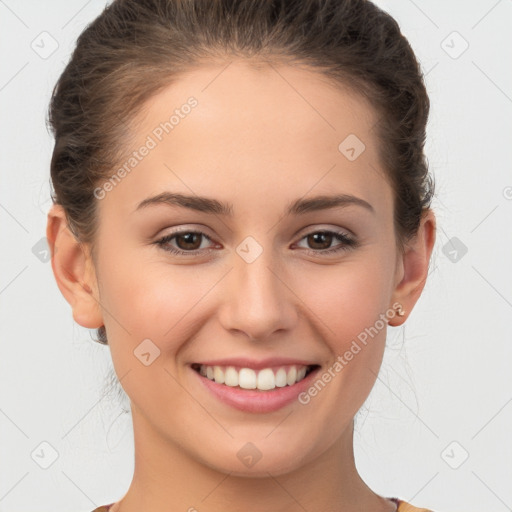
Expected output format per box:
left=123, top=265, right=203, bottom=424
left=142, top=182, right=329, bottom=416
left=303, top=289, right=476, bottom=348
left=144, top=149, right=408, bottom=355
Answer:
left=191, top=357, right=319, bottom=370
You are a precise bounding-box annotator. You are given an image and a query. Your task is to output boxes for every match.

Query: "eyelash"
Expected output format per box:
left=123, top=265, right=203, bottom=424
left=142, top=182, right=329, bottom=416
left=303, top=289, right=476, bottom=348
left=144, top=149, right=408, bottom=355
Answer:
left=154, top=229, right=358, bottom=257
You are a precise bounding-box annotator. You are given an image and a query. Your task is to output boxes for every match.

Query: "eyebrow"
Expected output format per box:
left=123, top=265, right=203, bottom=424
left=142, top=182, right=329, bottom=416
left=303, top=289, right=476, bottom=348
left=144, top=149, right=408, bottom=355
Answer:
left=135, top=191, right=375, bottom=216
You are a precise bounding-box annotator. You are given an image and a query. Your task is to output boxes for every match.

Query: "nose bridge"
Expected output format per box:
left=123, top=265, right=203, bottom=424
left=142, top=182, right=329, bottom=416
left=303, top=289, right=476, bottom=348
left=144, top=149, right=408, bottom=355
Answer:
left=238, top=246, right=279, bottom=301
left=220, top=237, right=296, bottom=340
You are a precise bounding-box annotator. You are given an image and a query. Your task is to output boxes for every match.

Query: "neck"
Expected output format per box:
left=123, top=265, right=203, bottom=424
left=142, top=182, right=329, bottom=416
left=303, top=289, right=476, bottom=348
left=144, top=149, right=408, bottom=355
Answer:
left=113, top=408, right=395, bottom=512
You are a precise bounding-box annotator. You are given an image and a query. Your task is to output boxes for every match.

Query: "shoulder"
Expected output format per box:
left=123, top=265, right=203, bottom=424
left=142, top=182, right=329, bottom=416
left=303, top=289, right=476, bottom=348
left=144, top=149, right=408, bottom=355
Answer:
left=90, top=500, right=436, bottom=512
left=396, top=498, right=435, bottom=512
left=92, top=499, right=435, bottom=512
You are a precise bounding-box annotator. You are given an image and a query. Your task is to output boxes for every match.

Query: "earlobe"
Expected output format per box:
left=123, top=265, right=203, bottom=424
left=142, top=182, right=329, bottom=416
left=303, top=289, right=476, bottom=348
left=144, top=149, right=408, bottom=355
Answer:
left=388, top=209, right=436, bottom=327
left=46, top=204, right=104, bottom=329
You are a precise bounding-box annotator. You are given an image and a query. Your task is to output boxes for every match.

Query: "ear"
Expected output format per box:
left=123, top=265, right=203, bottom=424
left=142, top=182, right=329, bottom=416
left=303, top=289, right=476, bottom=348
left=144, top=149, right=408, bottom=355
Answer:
left=46, top=204, right=103, bottom=329
left=388, top=208, right=436, bottom=327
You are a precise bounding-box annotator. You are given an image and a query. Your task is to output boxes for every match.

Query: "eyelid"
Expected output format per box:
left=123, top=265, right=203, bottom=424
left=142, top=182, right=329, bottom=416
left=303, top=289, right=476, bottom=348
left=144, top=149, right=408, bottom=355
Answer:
left=292, top=229, right=357, bottom=253
left=154, top=227, right=219, bottom=256
left=154, top=224, right=358, bottom=258
left=155, top=224, right=215, bottom=240
left=294, top=223, right=355, bottom=239
left=156, top=224, right=353, bottom=244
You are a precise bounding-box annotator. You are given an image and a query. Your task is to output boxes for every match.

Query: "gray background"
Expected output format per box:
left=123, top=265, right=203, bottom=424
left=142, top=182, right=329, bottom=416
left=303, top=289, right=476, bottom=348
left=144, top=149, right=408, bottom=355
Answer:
left=1, top=1, right=511, bottom=511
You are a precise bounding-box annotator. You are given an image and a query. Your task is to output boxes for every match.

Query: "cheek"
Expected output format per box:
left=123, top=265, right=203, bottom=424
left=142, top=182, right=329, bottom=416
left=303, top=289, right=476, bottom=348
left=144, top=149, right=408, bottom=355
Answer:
left=290, top=258, right=393, bottom=429
left=295, top=254, right=394, bottom=352
left=102, top=264, right=200, bottom=336
left=97, top=258, right=209, bottom=409
left=97, top=239, right=222, bottom=363
left=100, top=241, right=394, bottom=352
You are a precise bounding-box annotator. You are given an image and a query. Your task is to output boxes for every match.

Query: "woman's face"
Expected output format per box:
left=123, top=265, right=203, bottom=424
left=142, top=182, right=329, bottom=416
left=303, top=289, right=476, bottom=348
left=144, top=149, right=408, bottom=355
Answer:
left=74, top=60, right=422, bottom=475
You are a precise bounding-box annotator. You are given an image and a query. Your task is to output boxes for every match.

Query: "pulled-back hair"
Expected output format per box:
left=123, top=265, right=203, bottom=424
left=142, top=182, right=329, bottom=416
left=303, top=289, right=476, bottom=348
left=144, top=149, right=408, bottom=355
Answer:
left=48, top=0, right=434, bottom=345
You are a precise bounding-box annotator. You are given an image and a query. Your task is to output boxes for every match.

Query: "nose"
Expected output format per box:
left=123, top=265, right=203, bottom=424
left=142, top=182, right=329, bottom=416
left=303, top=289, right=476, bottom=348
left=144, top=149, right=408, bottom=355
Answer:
left=218, top=245, right=298, bottom=341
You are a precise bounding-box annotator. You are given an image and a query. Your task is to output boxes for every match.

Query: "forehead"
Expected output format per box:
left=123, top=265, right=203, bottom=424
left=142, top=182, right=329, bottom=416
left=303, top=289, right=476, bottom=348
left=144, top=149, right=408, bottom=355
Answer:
left=100, top=59, right=392, bottom=220
left=138, top=59, right=379, bottom=156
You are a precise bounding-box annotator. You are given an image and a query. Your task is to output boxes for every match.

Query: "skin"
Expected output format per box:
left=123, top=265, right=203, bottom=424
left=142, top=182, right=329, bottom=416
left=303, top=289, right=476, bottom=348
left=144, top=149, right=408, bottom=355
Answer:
left=47, top=59, right=436, bottom=512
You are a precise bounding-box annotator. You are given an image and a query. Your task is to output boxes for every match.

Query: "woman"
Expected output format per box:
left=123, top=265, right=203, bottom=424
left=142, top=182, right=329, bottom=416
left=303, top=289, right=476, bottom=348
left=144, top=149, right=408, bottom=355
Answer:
left=46, top=0, right=436, bottom=510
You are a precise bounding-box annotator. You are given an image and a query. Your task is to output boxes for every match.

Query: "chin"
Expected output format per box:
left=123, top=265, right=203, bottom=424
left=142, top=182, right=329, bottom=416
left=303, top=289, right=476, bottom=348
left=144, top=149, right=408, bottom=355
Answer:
left=196, top=442, right=310, bottom=478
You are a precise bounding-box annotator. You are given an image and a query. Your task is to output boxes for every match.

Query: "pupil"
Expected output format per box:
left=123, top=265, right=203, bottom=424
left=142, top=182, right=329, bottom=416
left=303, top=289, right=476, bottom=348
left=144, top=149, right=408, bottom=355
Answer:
left=178, top=233, right=200, bottom=250
left=309, top=232, right=331, bottom=249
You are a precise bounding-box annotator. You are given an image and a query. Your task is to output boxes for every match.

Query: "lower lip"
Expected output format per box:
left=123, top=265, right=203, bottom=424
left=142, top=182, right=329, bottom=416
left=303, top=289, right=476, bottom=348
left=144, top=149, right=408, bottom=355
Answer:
left=191, top=366, right=321, bottom=413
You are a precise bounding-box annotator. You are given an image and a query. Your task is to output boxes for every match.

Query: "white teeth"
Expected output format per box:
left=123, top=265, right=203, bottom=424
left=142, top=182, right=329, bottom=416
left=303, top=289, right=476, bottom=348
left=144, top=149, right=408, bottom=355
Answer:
left=197, top=364, right=312, bottom=391
left=213, top=366, right=225, bottom=384
left=257, top=368, right=275, bottom=390
left=224, top=366, right=239, bottom=387
left=286, top=366, right=297, bottom=386
left=275, top=368, right=288, bottom=387
left=239, top=368, right=257, bottom=389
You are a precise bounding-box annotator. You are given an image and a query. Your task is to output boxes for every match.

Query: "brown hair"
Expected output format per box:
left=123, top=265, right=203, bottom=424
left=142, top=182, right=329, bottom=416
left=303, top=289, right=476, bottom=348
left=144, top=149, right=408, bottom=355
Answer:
left=48, top=0, right=434, bottom=346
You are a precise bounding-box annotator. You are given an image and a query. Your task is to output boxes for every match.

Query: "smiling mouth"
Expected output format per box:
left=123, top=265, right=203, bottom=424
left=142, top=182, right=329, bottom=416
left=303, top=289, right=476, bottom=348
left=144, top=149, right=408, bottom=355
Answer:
left=190, top=363, right=320, bottom=391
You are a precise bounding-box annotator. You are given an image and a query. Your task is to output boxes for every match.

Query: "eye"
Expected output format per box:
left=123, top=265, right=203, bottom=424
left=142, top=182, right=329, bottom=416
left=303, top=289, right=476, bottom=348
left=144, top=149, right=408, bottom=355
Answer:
left=294, top=230, right=358, bottom=255
left=155, top=230, right=217, bottom=256
left=154, top=228, right=358, bottom=257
